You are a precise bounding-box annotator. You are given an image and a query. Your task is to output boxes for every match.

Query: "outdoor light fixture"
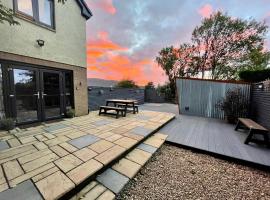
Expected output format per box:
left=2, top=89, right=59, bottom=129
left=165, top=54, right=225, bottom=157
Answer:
left=36, top=39, right=45, bottom=47
left=258, top=83, right=264, bottom=89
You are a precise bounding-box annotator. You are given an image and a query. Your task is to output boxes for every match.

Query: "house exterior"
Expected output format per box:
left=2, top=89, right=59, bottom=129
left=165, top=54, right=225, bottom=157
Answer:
left=0, top=0, right=92, bottom=124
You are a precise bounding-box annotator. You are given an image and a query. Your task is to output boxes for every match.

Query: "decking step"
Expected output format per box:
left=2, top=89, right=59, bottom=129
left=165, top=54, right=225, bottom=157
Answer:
left=69, top=133, right=168, bottom=200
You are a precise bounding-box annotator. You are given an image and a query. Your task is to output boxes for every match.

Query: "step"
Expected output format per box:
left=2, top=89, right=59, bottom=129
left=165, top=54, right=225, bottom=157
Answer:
left=69, top=133, right=168, bottom=200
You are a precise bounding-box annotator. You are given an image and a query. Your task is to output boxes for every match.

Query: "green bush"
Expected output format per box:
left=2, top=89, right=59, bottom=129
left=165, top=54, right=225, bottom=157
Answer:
left=116, top=79, right=138, bottom=88
left=0, top=118, right=15, bottom=131
left=238, top=68, right=270, bottom=82
left=66, top=109, right=75, bottom=118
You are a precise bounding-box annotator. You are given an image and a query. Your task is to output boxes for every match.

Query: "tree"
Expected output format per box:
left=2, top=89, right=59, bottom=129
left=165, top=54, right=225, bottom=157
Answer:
left=192, top=11, right=268, bottom=79
left=241, top=47, right=270, bottom=70
left=0, top=0, right=66, bottom=25
left=0, top=1, right=19, bottom=25
left=116, top=79, right=138, bottom=88
left=156, top=46, right=178, bottom=97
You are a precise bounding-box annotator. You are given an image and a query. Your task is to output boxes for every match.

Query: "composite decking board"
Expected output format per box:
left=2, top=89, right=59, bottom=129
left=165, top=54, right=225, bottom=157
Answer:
left=141, top=103, right=270, bottom=168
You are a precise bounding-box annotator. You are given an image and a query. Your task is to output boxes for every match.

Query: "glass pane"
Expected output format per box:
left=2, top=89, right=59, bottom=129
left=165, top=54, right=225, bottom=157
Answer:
left=17, top=0, right=33, bottom=16
left=44, top=95, right=60, bottom=118
left=43, top=72, right=59, bottom=95
left=43, top=72, right=60, bottom=118
left=38, top=0, right=53, bottom=26
left=14, top=69, right=36, bottom=95
left=14, top=69, right=38, bottom=123
left=16, top=96, right=38, bottom=123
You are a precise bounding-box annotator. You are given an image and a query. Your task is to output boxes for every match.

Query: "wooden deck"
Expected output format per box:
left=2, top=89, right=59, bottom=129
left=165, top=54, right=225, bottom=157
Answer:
left=141, top=103, right=270, bottom=168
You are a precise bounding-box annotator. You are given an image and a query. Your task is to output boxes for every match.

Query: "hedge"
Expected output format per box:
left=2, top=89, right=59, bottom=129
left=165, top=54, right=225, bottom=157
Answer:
left=238, top=68, right=270, bottom=82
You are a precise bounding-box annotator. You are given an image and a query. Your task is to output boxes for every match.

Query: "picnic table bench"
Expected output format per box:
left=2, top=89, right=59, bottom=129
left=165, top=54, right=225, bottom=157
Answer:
left=99, top=106, right=126, bottom=118
left=117, top=103, right=139, bottom=113
left=106, top=99, right=138, bottom=114
left=235, top=118, right=269, bottom=146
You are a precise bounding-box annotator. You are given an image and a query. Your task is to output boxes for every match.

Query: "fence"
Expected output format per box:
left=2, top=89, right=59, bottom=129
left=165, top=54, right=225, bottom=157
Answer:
left=250, top=80, right=270, bottom=130
left=144, top=88, right=166, bottom=103
left=176, top=78, right=251, bottom=119
left=88, top=86, right=145, bottom=111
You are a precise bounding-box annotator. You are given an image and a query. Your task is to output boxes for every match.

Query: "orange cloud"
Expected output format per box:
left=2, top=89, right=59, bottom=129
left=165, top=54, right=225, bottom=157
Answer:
left=87, top=31, right=167, bottom=85
left=198, top=4, right=213, bottom=18
left=89, top=0, right=116, bottom=15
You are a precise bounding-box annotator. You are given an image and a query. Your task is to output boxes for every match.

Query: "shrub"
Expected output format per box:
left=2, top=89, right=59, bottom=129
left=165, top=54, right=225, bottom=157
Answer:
left=145, top=82, right=155, bottom=89
left=66, top=109, right=75, bottom=118
left=238, top=68, right=270, bottom=82
left=157, top=83, right=174, bottom=101
left=116, top=79, right=138, bottom=88
left=0, top=118, right=15, bottom=131
left=216, top=88, right=249, bottom=124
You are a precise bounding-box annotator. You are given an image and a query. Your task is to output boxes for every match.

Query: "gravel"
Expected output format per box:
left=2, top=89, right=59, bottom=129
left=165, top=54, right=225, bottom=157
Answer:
left=116, top=144, right=270, bottom=200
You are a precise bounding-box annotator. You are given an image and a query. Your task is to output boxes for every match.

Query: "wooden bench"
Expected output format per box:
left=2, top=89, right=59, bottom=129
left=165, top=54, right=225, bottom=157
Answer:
left=99, top=106, right=126, bottom=118
left=235, top=118, right=269, bottom=146
left=117, top=103, right=139, bottom=113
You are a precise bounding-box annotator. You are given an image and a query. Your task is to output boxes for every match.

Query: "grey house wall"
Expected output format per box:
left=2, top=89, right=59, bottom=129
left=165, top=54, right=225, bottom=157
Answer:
left=88, top=87, right=145, bottom=111
left=176, top=78, right=251, bottom=119
left=250, top=80, right=270, bottom=130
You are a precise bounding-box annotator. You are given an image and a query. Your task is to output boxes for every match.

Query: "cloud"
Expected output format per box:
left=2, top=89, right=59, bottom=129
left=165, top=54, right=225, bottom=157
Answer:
left=88, top=0, right=116, bottom=15
left=198, top=4, right=213, bottom=18
left=87, top=31, right=166, bottom=85
left=85, top=0, right=270, bottom=85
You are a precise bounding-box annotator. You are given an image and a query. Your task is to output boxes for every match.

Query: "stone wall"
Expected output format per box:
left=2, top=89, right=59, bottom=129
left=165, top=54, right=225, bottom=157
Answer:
left=88, top=87, right=145, bottom=111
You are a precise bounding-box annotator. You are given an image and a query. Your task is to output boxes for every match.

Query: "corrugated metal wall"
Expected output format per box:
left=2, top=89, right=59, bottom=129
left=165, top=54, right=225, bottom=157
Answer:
left=250, top=80, right=270, bottom=130
left=176, top=78, right=251, bottom=119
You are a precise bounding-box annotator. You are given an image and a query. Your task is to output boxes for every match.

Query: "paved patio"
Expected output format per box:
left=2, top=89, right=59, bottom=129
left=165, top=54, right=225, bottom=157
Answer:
left=141, top=103, right=270, bottom=168
left=0, top=110, right=174, bottom=200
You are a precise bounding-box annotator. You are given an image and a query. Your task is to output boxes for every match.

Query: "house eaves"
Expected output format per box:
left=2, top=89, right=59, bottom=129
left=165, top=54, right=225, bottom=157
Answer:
left=76, top=0, right=93, bottom=20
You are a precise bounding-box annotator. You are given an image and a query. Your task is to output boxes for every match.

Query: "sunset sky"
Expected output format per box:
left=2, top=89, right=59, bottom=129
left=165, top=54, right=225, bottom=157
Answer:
left=85, top=0, right=270, bottom=86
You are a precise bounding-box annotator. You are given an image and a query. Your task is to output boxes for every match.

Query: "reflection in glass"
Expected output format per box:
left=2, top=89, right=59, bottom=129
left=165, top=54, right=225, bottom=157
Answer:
left=38, top=0, right=53, bottom=26
left=17, top=0, right=33, bottom=16
left=14, top=69, right=38, bottom=123
left=43, top=72, right=60, bottom=118
left=65, top=72, right=73, bottom=109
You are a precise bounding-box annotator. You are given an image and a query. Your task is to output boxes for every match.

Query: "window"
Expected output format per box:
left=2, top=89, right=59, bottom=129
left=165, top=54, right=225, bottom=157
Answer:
left=15, top=0, right=54, bottom=28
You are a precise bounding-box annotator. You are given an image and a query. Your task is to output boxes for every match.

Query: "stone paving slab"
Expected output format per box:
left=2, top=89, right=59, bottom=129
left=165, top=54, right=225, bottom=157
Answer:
left=77, top=133, right=169, bottom=200
left=0, top=111, right=174, bottom=199
left=0, top=141, right=9, bottom=151
left=137, top=143, right=158, bottom=154
left=68, top=135, right=100, bottom=149
left=97, top=168, right=129, bottom=194
left=131, top=126, right=152, bottom=137
left=43, top=124, right=69, bottom=133
left=0, top=180, right=43, bottom=200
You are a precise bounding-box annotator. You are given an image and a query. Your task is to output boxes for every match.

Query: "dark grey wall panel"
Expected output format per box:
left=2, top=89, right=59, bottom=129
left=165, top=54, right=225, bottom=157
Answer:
left=251, top=81, right=270, bottom=130
left=88, top=87, right=145, bottom=111
left=145, top=89, right=165, bottom=103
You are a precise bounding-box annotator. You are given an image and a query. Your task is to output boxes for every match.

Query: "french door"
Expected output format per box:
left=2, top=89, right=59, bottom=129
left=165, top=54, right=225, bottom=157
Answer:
left=5, top=65, right=70, bottom=124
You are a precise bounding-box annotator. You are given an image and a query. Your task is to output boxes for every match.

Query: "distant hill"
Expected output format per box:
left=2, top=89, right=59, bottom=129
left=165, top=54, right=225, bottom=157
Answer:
left=87, top=78, right=118, bottom=87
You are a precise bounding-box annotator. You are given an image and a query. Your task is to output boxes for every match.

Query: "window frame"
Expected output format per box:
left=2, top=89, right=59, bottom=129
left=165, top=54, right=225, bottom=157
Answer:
left=13, top=0, right=55, bottom=30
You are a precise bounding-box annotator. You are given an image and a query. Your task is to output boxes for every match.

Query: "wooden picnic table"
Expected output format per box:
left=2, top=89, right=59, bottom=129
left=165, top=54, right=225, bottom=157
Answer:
left=106, top=99, right=137, bottom=114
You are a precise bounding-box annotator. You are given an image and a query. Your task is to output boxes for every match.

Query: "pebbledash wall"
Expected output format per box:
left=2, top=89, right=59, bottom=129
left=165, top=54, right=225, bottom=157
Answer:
left=250, top=80, right=270, bottom=130
left=88, top=87, right=145, bottom=111
left=0, top=1, right=90, bottom=117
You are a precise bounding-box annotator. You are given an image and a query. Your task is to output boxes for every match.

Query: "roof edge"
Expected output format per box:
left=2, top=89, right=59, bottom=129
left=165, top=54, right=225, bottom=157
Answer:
left=76, top=0, right=93, bottom=20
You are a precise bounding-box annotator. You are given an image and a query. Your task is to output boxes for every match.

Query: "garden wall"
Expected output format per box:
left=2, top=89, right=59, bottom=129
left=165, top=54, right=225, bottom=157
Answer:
left=144, top=88, right=166, bottom=103
left=250, top=80, right=270, bottom=130
left=88, top=86, right=145, bottom=111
